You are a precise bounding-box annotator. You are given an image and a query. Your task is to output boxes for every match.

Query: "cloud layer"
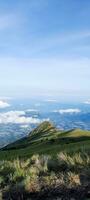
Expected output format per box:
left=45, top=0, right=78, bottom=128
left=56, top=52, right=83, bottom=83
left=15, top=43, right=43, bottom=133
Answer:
left=0, top=100, right=10, bottom=108
left=0, top=111, right=40, bottom=124
left=26, top=109, right=38, bottom=112
left=53, top=109, right=81, bottom=114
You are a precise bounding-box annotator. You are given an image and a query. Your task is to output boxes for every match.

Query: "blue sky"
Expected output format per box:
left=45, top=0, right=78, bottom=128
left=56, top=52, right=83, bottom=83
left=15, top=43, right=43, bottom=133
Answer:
left=0, top=0, right=90, bottom=101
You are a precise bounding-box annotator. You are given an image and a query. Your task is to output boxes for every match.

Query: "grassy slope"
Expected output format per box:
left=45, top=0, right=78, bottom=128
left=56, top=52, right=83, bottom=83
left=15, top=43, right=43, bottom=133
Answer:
left=0, top=121, right=90, bottom=160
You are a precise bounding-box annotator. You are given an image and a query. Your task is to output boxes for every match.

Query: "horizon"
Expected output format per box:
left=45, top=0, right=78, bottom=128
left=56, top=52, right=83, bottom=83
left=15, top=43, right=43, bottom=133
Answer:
left=0, top=0, right=90, bottom=101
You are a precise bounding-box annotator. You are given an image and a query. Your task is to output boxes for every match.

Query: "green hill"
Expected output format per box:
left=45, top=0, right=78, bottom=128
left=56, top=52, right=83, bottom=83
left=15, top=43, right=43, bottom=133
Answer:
left=0, top=121, right=90, bottom=160
left=0, top=122, right=90, bottom=199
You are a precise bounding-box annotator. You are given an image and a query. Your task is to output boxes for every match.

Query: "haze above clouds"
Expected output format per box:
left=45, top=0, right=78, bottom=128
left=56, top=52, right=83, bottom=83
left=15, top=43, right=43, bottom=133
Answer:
left=0, top=0, right=90, bottom=101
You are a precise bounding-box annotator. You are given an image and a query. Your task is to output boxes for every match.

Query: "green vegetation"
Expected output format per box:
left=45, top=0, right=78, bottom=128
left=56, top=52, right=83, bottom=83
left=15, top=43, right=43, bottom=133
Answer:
left=0, top=121, right=90, bottom=199
left=1, top=121, right=90, bottom=160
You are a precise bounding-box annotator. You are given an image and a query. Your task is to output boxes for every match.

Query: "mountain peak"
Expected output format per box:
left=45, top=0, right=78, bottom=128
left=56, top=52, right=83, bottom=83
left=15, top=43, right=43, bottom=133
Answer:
left=30, top=121, right=56, bottom=136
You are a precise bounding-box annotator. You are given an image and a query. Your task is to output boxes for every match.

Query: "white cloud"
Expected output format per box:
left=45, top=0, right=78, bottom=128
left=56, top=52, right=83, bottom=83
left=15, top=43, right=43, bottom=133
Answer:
left=53, top=109, right=81, bottom=114
left=0, top=110, right=49, bottom=124
left=33, top=114, right=38, bottom=118
left=0, top=100, right=10, bottom=108
left=26, top=109, right=38, bottom=112
left=84, top=100, right=90, bottom=104
left=0, top=110, right=40, bottom=124
left=42, top=118, right=50, bottom=122
left=20, top=124, right=30, bottom=128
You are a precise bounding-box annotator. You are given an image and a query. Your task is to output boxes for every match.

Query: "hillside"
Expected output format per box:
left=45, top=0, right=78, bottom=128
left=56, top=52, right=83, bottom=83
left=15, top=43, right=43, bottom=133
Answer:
left=0, top=121, right=90, bottom=199
left=1, top=121, right=90, bottom=160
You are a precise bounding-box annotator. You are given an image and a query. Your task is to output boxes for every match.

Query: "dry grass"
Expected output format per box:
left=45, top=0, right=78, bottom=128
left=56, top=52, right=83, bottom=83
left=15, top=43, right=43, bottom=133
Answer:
left=0, top=150, right=90, bottom=199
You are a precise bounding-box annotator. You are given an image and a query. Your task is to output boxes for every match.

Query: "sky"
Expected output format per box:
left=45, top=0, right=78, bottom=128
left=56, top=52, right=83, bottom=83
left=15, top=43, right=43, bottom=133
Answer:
left=0, top=0, right=90, bottom=101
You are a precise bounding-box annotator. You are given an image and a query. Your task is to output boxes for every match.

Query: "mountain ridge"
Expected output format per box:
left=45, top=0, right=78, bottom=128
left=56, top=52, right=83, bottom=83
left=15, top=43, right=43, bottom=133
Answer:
left=0, top=121, right=90, bottom=160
